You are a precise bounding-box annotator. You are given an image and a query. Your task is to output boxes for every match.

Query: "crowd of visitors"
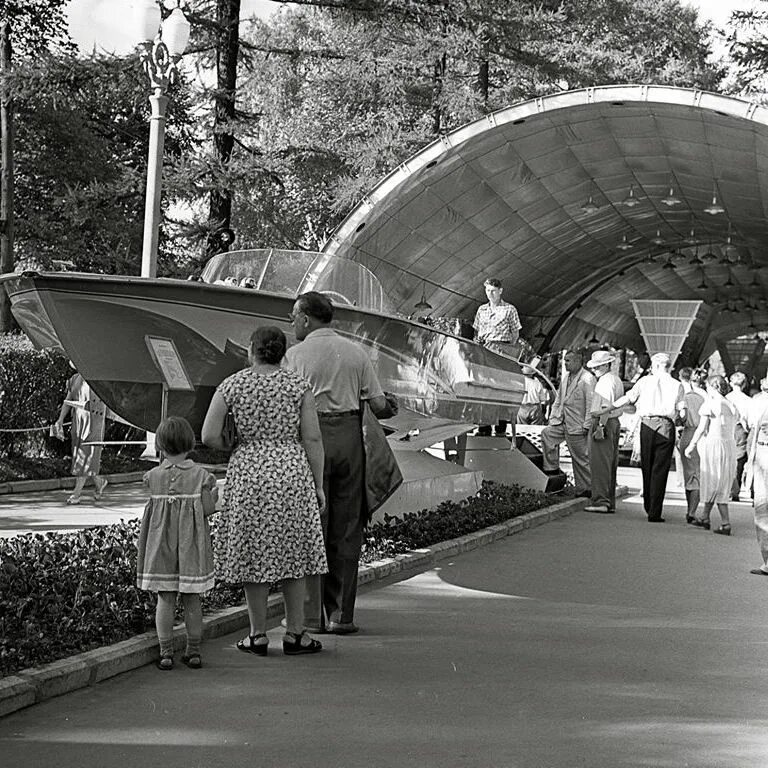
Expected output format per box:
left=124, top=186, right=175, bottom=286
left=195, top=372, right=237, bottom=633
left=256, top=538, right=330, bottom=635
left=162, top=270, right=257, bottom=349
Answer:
left=123, top=274, right=768, bottom=668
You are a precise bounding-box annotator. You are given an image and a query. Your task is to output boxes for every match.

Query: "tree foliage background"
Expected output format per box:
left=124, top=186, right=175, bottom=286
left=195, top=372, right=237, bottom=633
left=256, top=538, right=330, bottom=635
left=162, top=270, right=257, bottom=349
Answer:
left=2, top=0, right=725, bottom=276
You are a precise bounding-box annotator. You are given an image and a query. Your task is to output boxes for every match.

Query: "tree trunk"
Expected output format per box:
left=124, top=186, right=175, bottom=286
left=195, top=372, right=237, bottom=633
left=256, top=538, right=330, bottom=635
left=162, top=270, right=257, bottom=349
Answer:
left=432, top=51, right=446, bottom=135
left=476, top=59, right=489, bottom=103
left=205, top=0, right=240, bottom=262
left=0, top=21, right=14, bottom=332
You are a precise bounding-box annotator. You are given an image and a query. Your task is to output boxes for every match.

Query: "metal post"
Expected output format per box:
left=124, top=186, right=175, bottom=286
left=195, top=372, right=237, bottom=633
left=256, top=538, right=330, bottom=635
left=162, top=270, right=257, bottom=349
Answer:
left=140, top=90, right=168, bottom=278
left=0, top=20, right=14, bottom=331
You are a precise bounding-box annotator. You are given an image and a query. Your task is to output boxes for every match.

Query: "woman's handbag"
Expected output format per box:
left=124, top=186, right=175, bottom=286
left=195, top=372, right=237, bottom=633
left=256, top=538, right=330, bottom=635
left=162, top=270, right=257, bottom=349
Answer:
left=221, top=410, right=237, bottom=451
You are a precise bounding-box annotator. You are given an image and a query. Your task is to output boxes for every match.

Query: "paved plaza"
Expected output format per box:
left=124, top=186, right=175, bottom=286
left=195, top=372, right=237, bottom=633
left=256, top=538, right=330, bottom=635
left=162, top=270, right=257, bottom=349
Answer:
left=1, top=468, right=767, bottom=767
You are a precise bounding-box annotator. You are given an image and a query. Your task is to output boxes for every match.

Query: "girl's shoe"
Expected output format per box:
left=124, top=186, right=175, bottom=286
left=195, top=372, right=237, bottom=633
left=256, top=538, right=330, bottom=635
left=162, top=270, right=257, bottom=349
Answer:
left=283, top=630, right=322, bottom=656
left=156, top=655, right=174, bottom=671
left=685, top=515, right=696, bottom=524
left=237, top=633, right=268, bottom=656
left=66, top=494, right=81, bottom=505
left=690, top=519, right=710, bottom=530
left=713, top=524, right=732, bottom=536
left=181, top=653, right=202, bottom=669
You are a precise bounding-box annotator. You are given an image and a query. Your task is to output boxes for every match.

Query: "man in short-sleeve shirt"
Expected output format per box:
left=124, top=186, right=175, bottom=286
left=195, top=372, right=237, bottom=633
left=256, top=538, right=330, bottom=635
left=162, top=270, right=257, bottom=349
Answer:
left=603, top=353, right=685, bottom=522
left=285, top=291, right=391, bottom=634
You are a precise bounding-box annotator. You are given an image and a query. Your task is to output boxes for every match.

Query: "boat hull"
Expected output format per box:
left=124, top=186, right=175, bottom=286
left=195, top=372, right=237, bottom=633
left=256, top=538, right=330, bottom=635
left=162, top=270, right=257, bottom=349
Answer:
left=3, top=273, right=525, bottom=434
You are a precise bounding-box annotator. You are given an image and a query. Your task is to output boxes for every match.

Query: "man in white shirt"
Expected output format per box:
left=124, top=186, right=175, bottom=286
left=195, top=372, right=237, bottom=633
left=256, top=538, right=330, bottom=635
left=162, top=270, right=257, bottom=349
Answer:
left=727, top=372, right=752, bottom=501
left=603, top=353, right=686, bottom=523
left=540, top=350, right=595, bottom=497
left=517, top=366, right=550, bottom=425
left=583, top=350, right=624, bottom=514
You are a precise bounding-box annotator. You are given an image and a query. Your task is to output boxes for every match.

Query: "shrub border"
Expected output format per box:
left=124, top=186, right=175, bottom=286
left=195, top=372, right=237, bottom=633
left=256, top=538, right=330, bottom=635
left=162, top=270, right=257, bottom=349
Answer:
left=0, top=488, right=627, bottom=718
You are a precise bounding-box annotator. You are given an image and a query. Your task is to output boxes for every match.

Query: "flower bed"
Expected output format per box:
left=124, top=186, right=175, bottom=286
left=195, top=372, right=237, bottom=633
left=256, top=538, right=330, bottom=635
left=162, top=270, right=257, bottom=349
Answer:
left=0, top=481, right=553, bottom=677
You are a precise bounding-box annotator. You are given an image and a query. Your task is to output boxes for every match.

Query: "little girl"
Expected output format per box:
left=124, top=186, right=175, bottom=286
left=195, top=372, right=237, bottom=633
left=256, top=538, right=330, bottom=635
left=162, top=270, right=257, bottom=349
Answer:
left=136, top=416, right=218, bottom=670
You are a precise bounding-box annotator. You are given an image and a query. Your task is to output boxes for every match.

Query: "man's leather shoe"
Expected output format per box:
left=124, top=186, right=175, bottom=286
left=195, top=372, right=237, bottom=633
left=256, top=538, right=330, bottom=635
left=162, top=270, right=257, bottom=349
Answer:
left=750, top=568, right=768, bottom=576
left=327, top=621, right=359, bottom=635
left=647, top=517, right=665, bottom=523
left=584, top=504, right=611, bottom=513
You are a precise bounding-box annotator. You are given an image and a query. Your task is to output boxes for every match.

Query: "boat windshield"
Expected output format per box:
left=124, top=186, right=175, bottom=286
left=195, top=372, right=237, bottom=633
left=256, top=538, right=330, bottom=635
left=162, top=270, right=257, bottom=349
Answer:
left=200, top=249, right=394, bottom=314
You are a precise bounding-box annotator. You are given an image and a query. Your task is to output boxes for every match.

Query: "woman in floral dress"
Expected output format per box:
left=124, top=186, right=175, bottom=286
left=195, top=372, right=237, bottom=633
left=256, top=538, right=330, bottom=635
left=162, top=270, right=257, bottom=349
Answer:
left=202, top=326, right=327, bottom=656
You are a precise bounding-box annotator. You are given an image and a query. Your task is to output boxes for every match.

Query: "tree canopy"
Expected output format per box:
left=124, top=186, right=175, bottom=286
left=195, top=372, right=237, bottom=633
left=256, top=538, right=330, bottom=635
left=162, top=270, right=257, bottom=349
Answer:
left=164, top=0, right=721, bottom=254
left=4, top=0, right=725, bottom=276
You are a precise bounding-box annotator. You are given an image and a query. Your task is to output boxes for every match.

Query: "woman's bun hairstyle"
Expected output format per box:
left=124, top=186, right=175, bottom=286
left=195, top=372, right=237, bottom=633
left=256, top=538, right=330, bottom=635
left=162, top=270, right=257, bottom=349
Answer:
left=707, top=374, right=730, bottom=397
left=250, top=325, right=287, bottom=365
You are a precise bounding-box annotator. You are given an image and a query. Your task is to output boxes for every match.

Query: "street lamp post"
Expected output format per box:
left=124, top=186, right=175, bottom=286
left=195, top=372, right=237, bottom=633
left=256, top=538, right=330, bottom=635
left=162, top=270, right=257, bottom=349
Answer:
left=135, top=0, right=190, bottom=278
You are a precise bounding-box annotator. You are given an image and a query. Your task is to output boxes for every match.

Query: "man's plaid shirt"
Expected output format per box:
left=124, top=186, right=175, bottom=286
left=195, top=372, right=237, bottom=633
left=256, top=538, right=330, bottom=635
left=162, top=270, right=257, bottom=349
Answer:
left=473, top=300, right=521, bottom=343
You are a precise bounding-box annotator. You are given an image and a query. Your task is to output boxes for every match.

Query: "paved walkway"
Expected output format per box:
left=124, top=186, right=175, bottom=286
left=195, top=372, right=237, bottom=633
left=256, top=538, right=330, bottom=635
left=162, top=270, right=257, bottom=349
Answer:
left=1, top=472, right=766, bottom=767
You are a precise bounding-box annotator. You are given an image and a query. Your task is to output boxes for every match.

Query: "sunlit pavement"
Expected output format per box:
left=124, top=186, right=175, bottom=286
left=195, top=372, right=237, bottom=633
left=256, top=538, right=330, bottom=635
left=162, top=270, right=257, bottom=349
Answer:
left=1, top=465, right=766, bottom=767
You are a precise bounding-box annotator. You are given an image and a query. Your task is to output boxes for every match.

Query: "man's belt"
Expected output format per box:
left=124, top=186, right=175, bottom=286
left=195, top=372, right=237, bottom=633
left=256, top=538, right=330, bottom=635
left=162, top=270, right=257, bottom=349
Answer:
left=317, top=409, right=360, bottom=417
left=641, top=414, right=675, bottom=422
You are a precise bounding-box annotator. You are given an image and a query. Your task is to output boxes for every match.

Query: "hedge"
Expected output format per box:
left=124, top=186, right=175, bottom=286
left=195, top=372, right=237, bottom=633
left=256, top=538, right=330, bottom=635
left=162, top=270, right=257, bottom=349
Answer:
left=0, top=481, right=553, bottom=677
left=0, top=334, right=71, bottom=459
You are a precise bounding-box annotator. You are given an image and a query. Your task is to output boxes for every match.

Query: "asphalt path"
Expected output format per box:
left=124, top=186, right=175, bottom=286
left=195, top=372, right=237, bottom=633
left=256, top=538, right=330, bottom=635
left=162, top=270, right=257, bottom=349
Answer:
left=1, top=470, right=766, bottom=768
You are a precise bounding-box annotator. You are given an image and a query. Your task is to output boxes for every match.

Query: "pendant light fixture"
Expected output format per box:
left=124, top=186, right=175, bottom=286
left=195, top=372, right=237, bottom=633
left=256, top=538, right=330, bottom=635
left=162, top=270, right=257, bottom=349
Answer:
left=701, top=240, right=717, bottom=261
left=661, top=179, right=682, bottom=207
left=650, top=229, right=664, bottom=246
left=621, top=184, right=640, bottom=208
left=616, top=233, right=632, bottom=251
left=704, top=182, right=725, bottom=215
left=414, top=283, right=433, bottom=313
left=580, top=179, right=599, bottom=214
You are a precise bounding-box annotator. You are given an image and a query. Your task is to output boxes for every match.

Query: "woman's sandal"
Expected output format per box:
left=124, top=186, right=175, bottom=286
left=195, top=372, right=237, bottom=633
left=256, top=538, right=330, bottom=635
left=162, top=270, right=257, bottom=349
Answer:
left=713, top=524, right=732, bottom=536
left=283, top=630, right=322, bottom=656
left=66, top=495, right=81, bottom=505
left=237, top=633, right=268, bottom=656
left=181, top=653, right=202, bottom=669
left=156, top=655, right=174, bottom=671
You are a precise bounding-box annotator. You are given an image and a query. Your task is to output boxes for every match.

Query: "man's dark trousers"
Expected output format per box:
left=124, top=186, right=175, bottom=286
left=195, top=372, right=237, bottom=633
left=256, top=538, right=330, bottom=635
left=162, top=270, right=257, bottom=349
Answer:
left=309, top=413, right=365, bottom=626
left=639, top=416, right=675, bottom=521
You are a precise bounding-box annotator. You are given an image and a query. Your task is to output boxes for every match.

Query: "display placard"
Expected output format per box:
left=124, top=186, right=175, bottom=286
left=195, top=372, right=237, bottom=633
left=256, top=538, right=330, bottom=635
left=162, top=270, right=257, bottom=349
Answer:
left=144, top=336, right=194, bottom=391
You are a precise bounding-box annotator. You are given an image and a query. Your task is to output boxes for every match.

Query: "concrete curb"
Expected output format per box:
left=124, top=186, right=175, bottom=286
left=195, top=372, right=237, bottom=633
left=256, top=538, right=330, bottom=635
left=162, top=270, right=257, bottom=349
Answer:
left=0, top=465, right=228, bottom=496
left=0, top=488, right=627, bottom=718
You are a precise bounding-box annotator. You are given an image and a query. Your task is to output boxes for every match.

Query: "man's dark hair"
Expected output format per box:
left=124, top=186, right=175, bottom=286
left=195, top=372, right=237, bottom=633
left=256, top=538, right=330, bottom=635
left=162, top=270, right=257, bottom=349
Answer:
left=296, top=291, right=334, bottom=323
left=484, top=278, right=502, bottom=289
left=679, top=366, right=692, bottom=382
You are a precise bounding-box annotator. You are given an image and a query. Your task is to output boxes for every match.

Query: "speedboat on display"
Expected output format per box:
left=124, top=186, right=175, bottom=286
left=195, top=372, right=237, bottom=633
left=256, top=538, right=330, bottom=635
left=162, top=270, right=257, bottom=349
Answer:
left=1, top=249, right=527, bottom=438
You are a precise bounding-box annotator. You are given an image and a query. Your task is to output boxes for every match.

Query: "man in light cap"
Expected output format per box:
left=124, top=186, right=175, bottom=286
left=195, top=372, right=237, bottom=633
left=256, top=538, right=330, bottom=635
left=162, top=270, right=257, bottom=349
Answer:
left=583, top=350, right=623, bottom=513
left=541, top=349, right=595, bottom=497
left=601, top=352, right=685, bottom=523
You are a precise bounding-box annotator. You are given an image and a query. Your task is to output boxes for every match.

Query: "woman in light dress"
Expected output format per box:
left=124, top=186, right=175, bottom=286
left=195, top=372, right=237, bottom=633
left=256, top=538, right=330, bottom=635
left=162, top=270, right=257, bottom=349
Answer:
left=678, top=368, right=707, bottom=524
left=54, top=367, right=108, bottom=505
left=684, top=374, right=738, bottom=535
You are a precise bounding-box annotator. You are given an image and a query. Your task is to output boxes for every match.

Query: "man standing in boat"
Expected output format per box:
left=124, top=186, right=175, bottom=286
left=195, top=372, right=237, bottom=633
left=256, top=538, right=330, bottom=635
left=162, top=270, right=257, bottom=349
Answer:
left=473, top=277, right=521, bottom=437
left=285, top=291, right=394, bottom=634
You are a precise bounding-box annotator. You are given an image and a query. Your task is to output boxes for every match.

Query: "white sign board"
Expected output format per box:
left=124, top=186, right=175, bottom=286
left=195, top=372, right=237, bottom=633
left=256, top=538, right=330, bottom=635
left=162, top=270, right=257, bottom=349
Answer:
left=144, top=336, right=194, bottom=391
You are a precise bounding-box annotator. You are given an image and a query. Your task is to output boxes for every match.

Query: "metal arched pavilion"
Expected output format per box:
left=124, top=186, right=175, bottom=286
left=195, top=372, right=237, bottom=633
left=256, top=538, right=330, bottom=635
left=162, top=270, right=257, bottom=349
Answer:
left=323, top=85, right=768, bottom=365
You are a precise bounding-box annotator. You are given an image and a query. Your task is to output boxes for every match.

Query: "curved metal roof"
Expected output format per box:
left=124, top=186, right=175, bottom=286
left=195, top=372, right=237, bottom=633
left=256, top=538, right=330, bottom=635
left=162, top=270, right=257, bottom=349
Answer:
left=323, top=85, right=768, bottom=362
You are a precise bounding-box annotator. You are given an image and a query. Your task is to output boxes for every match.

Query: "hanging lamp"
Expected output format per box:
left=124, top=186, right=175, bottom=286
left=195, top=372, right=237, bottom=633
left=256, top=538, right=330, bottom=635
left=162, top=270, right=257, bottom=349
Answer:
left=414, top=283, right=433, bottom=313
